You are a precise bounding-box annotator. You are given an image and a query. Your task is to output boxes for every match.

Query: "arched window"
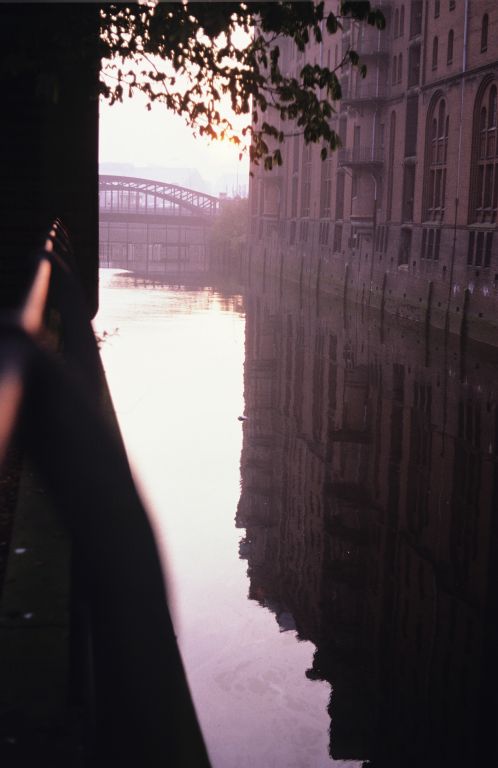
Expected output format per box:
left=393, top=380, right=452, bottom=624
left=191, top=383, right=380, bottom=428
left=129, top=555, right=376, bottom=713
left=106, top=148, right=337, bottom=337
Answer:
left=432, top=37, right=439, bottom=70
left=481, top=14, right=489, bottom=53
left=392, top=55, right=397, bottom=85
left=424, top=96, right=448, bottom=220
left=398, top=53, right=403, bottom=83
left=394, top=8, right=399, bottom=38
left=447, top=30, right=454, bottom=64
left=400, top=6, right=405, bottom=35
left=470, top=80, right=498, bottom=223
left=435, top=0, right=440, bottom=18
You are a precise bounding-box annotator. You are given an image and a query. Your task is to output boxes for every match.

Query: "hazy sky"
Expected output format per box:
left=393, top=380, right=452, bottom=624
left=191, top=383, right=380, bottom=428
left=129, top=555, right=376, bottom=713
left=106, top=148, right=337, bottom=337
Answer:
left=99, top=92, right=250, bottom=191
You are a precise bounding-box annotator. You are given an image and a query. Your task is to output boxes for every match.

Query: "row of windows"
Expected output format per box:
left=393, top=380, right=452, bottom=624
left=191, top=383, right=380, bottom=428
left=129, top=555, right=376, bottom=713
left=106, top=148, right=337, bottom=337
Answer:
left=474, top=84, right=498, bottom=222
left=100, top=243, right=203, bottom=262
left=422, top=81, right=497, bottom=224
left=431, top=31, right=454, bottom=69
left=267, top=78, right=496, bottom=233
left=431, top=15, right=488, bottom=70
left=258, top=214, right=494, bottom=271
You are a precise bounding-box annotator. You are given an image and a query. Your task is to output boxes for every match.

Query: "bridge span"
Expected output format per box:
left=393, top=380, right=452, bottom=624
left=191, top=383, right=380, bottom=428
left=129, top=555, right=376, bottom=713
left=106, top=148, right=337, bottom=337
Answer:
left=99, top=175, right=220, bottom=275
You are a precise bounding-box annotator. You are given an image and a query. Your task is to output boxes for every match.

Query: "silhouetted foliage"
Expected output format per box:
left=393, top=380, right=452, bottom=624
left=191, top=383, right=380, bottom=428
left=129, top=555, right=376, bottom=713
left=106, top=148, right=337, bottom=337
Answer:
left=99, top=1, right=385, bottom=167
left=0, top=3, right=385, bottom=170
left=210, top=196, right=249, bottom=253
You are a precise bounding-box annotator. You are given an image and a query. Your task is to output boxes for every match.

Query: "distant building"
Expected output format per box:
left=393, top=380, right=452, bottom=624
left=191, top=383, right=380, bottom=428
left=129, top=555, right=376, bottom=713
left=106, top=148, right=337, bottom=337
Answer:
left=98, top=175, right=219, bottom=276
left=248, top=0, right=498, bottom=345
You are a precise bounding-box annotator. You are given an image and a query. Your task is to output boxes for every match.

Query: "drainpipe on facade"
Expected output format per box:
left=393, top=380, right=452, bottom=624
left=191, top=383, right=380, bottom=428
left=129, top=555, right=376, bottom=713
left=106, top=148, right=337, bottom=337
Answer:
left=368, top=172, right=378, bottom=309
left=445, top=0, right=469, bottom=337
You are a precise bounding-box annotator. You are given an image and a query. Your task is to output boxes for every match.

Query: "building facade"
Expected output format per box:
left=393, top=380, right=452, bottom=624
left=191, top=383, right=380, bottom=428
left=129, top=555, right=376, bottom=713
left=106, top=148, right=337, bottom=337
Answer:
left=248, top=0, right=498, bottom=346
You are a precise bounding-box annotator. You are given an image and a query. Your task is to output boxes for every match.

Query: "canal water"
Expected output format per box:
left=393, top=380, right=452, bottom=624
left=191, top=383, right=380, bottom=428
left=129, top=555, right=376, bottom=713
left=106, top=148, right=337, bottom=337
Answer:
left=94, top=268, right=498, bottom=768
left=94, top=270, right=345, bottom=768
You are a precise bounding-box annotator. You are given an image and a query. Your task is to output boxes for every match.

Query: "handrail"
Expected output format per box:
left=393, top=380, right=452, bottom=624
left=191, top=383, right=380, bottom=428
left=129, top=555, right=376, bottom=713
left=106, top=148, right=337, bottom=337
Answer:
left=18, top=256, right=52, bottom=336
left=0, top=222, right=211, bottom=766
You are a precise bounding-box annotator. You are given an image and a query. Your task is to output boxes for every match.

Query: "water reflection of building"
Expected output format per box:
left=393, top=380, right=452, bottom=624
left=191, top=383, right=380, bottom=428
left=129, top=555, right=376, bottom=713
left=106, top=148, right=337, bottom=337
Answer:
left=237, top=273, right=498, bottom=766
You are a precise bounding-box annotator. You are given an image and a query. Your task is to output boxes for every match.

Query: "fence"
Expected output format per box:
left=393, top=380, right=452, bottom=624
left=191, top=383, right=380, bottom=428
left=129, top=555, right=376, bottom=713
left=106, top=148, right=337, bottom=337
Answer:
left=0, top=222, right=211, bottom=766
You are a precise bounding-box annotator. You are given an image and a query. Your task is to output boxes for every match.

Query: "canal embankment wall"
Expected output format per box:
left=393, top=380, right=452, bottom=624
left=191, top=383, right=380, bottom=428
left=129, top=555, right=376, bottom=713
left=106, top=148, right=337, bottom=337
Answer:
left=246, top=229, right=498, bottom=349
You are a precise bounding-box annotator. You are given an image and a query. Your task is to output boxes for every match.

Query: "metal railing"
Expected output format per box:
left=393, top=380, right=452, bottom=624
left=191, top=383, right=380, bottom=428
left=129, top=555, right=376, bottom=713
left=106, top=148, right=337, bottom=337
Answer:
left=341, top=82, right=389, bottom=103
left=0, top=222, right=211, bottom=766
left=338, top=146, right=385, bottom=166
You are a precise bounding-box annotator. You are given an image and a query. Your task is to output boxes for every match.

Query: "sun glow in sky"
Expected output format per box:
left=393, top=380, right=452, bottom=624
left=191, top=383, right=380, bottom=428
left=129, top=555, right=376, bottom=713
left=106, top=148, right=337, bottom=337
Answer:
left=99, top=34, right=252, bottom=195
left=100, top=94, right=249, bottom=175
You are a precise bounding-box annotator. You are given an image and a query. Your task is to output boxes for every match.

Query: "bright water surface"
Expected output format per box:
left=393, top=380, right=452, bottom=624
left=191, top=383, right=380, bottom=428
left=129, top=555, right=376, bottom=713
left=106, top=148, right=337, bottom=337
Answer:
left=94, top=270, right=351, bottom=768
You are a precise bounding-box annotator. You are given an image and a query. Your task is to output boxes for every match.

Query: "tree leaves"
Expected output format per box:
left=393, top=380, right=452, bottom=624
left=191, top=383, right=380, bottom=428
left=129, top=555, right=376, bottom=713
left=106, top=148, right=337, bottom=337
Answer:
left=98, top=1, right=385, bottom=170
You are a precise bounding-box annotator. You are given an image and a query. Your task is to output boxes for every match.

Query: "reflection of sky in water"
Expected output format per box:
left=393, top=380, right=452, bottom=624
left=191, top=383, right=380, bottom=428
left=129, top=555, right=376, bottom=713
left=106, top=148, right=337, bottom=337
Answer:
left=94, top=271, right=356, bottom=768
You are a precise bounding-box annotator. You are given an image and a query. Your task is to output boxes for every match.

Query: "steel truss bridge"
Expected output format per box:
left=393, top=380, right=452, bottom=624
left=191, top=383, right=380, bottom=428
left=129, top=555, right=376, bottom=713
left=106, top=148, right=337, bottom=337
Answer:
left=99, top=175, right=220, bottom=217
left=99, top=175, right=220, bottom=275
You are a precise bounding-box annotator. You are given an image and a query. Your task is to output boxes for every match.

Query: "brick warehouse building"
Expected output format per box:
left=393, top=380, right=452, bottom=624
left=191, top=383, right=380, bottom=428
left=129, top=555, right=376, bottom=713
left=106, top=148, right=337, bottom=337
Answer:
left=247, top=1, right=498, bottom=346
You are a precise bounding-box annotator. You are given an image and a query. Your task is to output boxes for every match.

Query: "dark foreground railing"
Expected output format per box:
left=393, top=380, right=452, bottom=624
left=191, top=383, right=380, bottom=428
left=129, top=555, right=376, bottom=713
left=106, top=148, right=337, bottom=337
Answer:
left=0, top=222, right=211, bottom=766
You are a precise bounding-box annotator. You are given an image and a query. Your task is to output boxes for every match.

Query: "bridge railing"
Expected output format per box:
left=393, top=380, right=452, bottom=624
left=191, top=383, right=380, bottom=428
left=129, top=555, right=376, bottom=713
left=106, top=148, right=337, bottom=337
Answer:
left=0, top=221, right=211, bottom=766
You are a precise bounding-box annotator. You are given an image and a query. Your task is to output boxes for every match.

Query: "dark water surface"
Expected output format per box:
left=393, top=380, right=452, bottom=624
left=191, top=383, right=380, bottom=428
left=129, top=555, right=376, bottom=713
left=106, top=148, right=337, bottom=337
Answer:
left=95, top=268, right=498, bottom=768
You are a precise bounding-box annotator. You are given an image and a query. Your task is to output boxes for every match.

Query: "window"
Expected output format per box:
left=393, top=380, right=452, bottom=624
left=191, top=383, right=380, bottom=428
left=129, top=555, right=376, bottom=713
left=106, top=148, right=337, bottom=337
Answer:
left=379, top=122, right=385, bottom=149
left=394, top=8, right=399, bottom=38
left=432, top=37, right=439, bottom=70
left=467, top=231, right=493, bottom=267
left=434, top=228, right=441, bottom=260
left=435, top=0, right=440, bottom=17
left=408, top=44, right=421, bottom=87
left=320, top=151, right=332, bottom=218
left=410, top=1, right=423, bottom=37
left=447, top=30, right=454, bottom=64
left=449, top=0, right=455, bottom=10
left=291, top=176, right=298, bottom=218
left=353, top=125, right=361, bottom=150
left=422, top=228, right=442, bottom=260
left=470, top=80, right=498, bottom=223
left=351, top=172, right=358, bottom=198
left=405, top=95, right=419, bottom=156
left=333, top=224, right=343, bottom=253
left=300, top=143, right=312, bottom=217
left=319, top=222, right=329, bottom=245
left=292, top=134, right=300, bottom=172
left=387, top=111, right=396, bottom=218
left=398, top=53, right=403, bottom=83
left=400, top=6, right=405, bottom=35
left=481, top=14, right=489, bottom=53
left=289, top=220, right=296, bottom=245
left=335, top=172, right=345, bottom=220
left=392, top=55, right=397, bottom=85
left=402, top=165, right=415, bottom=221
left=424, top=97, right=449, bottom=220
left=398, top=228, right=412, bottom=265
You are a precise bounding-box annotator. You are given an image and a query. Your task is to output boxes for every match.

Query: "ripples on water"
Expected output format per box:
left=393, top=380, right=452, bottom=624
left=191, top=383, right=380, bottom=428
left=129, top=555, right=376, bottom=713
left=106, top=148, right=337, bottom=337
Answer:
left=95, top=268, right=498, bottom=768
